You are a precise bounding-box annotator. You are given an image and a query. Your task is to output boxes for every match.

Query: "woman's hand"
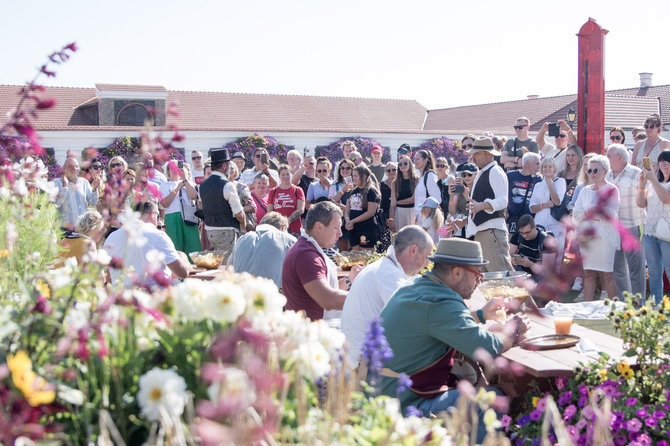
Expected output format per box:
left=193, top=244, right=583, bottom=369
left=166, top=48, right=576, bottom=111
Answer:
left=345, top=220, right=354, bottom=231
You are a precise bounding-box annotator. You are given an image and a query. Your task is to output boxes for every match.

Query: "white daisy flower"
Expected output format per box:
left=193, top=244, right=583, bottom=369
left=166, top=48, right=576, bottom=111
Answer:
left=204, top=282, right=246, bottom=324
left=137, top=367, right=187, bottom=422
left=295, top=341, right=331, bottom=380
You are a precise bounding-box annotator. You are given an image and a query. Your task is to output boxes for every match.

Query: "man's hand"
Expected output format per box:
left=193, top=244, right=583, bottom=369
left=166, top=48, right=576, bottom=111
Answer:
left=481, top=297, right=507, bottom=321
left=467, top=200, right=485, bottom=215
left=558, top=120, right=571, bottom=131
left=348, top=264, right=364, bottom=283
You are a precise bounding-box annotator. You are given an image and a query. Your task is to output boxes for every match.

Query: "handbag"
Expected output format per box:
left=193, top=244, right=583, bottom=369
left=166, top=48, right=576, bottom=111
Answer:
left=550, top=179, right=576, bottom=221
left=179, top=189, right=200, bottom=226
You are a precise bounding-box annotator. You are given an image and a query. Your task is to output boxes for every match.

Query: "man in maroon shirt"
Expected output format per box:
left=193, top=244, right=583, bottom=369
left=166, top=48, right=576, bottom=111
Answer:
left=282, top=201, right=362, bottom=320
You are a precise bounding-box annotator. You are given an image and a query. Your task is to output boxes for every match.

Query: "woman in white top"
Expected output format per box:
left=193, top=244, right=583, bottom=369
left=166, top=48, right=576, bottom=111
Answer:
left=636, top=150, right=670, bottom=304
left=159, top=161, right=201, bottom=256
left=631, top=114, right=670, bottom=172
left=412, top=150, right=441, bottom=218
left=572, top=155, right=620, bottom=301
left=529, top=157, right=567, bottom=261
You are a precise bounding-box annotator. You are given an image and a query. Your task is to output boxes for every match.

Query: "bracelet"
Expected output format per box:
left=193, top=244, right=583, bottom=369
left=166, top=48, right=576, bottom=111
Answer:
left=344, top=277, right=352, bottom=289
left=476, top=308, right=486, bottom=324
left=540, top=203, right=543, bottom=210
left=638, top=188, right=645, bottom=192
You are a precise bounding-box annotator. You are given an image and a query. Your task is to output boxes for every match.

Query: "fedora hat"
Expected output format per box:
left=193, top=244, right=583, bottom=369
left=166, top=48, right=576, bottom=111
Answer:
left=210, top=148, right=231, bottom=163
left=428, top=238, right=489, bottom=266
left=466, top=136, right=501, bottom=157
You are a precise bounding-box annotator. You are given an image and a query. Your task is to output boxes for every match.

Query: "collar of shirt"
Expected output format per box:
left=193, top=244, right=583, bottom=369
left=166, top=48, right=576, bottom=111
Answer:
left=212, top=171, right=229, bottom=180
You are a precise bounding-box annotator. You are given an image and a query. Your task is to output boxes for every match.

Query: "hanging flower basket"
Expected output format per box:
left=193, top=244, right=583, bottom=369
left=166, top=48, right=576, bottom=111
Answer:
left=222, top=134, right=289, bottom=164
left=418, top=137, right=468, bottom=164
left=318, top=136, right=388, bottom=166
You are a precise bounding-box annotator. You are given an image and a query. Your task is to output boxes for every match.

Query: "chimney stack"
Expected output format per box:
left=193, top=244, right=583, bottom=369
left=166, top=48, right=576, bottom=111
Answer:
left=527, top=94, right=539, bottom=99
left=639, top=72, right=653, bottom=88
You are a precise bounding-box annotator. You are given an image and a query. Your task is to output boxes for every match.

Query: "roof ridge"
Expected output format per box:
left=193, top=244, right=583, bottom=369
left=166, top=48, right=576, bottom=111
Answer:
left=168, top=89, right=419, bottom=102
left=429, top=92, right=578, bottom=111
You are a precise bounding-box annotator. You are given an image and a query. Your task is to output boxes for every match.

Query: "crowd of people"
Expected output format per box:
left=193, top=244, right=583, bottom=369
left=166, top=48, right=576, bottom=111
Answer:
left=45, top=112, right=670, bottom=433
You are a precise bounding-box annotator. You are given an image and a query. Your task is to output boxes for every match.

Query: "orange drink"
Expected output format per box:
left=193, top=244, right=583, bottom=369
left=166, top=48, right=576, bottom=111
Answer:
left=554, top=311, right=573, bottom=335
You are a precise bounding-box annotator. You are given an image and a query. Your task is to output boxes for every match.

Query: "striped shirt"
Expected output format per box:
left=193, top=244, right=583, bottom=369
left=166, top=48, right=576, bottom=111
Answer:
left=51, top=177, right=98, bottom=227
left=606, top=164, right=645, bottom=228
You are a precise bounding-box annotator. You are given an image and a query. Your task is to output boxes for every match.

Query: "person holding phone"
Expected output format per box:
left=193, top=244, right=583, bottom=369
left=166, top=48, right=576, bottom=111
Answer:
left=329, top=159, right=356, bottom=251
left=159, top=160, right=201, bottom=258
left=536, top=120, right=577, bottom=173
left=239, top=147, right=279, bottom=187
left=446, top=162, right=478, bottom=237
left=631, top=114, right=670, bottom=172
left=509, top=214, right=557, bottom=279
left=345, top=165, right=381, bottom=250
left=390, top=155, right=418, bottom=232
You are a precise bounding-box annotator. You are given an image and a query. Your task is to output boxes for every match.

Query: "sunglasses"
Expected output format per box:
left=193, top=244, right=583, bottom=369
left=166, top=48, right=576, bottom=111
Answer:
left=317, top=169, right=328, bottom=174
left=91, top=165, right=103, bottom=170
left=306, top=162, right=316, bottom=165
left=157, top=225, right=166, bottom=230
left=110, top=163, right=122, bottom=169
left=586, top=168, right=601, bottom=174
left=461, top=265, right=483, bottom=282
left=513, top=125, right=528, bottom=130
left=399, top=162, right=410, bottom=166
left=397, top=149, right=409, bottom=154
left=557, top=134, right=567, bottom=138
left=192, top=156, right=202, bottom=160
left=644, top=124, right=659, bottom=129
left=610, top=135, right=622, bottom=141
left=460, top=172, right=474, bottom=177
left=436, top=164, right=447, bottom=168
left=254, top=154, right=267, bottom=158
left=462, top=143, right=473, bottom=149
left=340, top=165, right=351, bottom=170
left=386, top=168, right=397, bottom=172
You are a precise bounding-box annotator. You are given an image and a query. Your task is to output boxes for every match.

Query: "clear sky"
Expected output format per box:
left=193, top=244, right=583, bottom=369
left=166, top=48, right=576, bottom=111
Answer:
left=2, top=0, right=669, bottom=110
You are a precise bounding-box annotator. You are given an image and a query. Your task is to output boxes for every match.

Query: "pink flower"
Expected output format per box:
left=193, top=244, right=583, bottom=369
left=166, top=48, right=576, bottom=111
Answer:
left=40, top=65, right=56, bottom=77
left=615, top=219, right=640, bottom=251
left=566, top=425, right=580, bottom=442
left=500, top=414, right=512, bottom=429
left=65, top=42, right=78, bottom=52
left=625, top=418, right=642, bottom=433
left=35, top=98, right=56, bottom=110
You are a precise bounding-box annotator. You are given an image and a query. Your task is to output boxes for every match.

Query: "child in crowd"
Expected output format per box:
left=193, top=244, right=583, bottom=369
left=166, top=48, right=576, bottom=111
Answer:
left=417, top=197, right=444, bottom=245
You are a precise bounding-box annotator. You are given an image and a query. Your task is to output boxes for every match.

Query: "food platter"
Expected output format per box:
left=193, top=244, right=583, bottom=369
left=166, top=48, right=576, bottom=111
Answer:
left=190, top=251, right=226, bottom=269
left=521, top=334, right=580, bottom=350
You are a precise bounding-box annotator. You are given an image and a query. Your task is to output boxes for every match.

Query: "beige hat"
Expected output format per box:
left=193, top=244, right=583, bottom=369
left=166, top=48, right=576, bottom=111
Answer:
left=428, top=238, right=489, bottom=266
left=466, top=136, right=501, bottom=157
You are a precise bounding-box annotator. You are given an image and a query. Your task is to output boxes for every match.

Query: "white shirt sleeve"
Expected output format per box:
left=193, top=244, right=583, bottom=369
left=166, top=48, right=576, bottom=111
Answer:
left=484, top=166, right=508, bottom=213
left=224, top=181, right=244, bottom=215
left=425, top=172, right=442, bottom=204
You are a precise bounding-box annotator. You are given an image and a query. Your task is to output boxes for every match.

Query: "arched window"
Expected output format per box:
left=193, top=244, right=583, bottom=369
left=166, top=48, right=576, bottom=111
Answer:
left=116, top=103, right=154, bottom=126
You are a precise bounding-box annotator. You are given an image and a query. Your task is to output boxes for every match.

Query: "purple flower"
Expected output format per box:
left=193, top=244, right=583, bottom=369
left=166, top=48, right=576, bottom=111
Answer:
left=566, top=425, right=580, bottom=441
left=636, top=408, right=649, bottom=418
left=556, top=376, right=568, bottom=390
left=396, top=373, right=412, bottom=395
left=563, top=404, right=577, bottom=421
left=626, top=418, right=642, bottom=433
left=360, top=316, right=393, bottom=388
left=657, top=441, right=668, bottom=446
left=517, top=414, right=530, bottom=426
left=644, top=417, right=657, bottom=427
left=530, top=438, right=541, bottom=446
left=582, top=406, right=594, bottom=420
left=614, top=435, right=627, bottom=446
left=637, top=433, right=652, bottom=445
left=406, top=406, right=422, bottom=417
left=558, top=390, right=573, bottom=406
left=653, top=410, right=665, bottom=419
left=576, top=418, right=587, bottom=430
left=627, top=397, right=639, bottom=406
left=501, top=414, right=512, bottom=429
left=536, top=397, right=547, bottom=412
left=578, top=385, right=589, bottom=395
left=577, top=394, right=587, bottom=408
left=529, top=410, right=542, bottom=421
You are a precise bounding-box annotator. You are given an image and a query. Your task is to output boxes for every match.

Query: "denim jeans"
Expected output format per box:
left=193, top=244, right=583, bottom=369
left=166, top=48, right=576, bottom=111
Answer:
left=643, top=235, right=670, bottom=304
left=415, top=386, right=503, bottom=443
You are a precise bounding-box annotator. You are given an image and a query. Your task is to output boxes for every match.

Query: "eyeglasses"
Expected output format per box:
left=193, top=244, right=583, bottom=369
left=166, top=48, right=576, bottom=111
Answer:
left=386, top=168, right=397, bottom=172
left=644, top=124, right=659, bottom=129
left=340, top=165, right=351, bottom=170
left=254, top=154, right=267, bottom=158
left=514, top=125, right=528, bottom=130
left=461, top=265, right=483, bottom=282
left=91, top=165, right=103, bottom=170
left=586, top=168, right=601, bottom=174
left=110, top=163, right=122, bottom=169
left=460, top=172, right=474, bottom=177
left=397, top=149, right=409, bottom=154
left=317, top=169, right=328, bottom=174
left=557, top=134, right=567, bottom=138
left=462, top=143, right=473, bottom=149
left=610, top=135, right=622, bottom=141
left=192, top=156, right=202, bottom=160
left=436, top=164, right=447, bottom=168
left=399, top=162, right=410, bottom=166
left=306, top=162, right=316, bottom=166
left=518, top=228, right=533, bottom=236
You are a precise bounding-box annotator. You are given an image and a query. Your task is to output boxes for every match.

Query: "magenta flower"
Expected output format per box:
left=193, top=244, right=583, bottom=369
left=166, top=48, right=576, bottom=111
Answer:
left=576, top=418, right=587, bottom=430
left=615, top=218, right=640, bottom=251
left=35, top=98, right=56, bottom=110
left=536, top=397, right=546, bottom=412
left=644, top=417, right=657, bottom=427
left=558, top=390, right=572, bottom=406
left=529, top=409, right=542, bottom=421
left=563, top=404, right=577, bottom=421
left=500, top=414, right=512, bottom=429
left=653, top=410, right=665, bottom=419
left=555, top=376, right=568, bottom=390
left=636, top=409, right=648, bottom=418
left=626, top=397, right=638, bottom=406
left=625, top=418, right=642, bottom=433
left=566, top=425, right=580, bottom=442
left=657, top=441, right=668, bottom=446
left=614, top=435, right=627, bottom=446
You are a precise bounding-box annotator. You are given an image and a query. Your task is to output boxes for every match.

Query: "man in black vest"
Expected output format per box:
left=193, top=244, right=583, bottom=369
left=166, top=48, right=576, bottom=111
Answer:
left=465, top=136, right=513, bottom=272
left=199, top=148, right=246, bottom=262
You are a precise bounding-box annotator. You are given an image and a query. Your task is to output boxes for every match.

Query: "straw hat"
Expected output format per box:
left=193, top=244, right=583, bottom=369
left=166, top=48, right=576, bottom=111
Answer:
left=466, top=136, right=501, bottom=157
left=428, top=238, right=489, bottom=266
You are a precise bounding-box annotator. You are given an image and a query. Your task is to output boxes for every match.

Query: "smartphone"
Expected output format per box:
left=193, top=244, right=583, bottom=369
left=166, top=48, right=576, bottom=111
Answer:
left=548, top=123, right=560, bottom=137
left=643, top=157, right=651, bottom=170
left=452, top=184, right=465, bottom=194
left=345, top=176, right=353, bottom=185
left=177, top=160, right=184, bottom=169
left=260, top=153, right=268, bottom=164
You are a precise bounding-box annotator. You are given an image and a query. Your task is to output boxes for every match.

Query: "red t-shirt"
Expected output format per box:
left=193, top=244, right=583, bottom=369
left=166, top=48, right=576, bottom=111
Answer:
left=282, top=237, right=328, bottom=320
left=268, top=185, right=305, bottom=234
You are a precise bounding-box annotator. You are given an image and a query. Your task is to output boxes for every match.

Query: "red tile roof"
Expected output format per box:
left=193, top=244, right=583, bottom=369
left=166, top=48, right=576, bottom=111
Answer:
left=95, top=83, right=167, bottom=92
left=0, top=85, right=429, bottom=133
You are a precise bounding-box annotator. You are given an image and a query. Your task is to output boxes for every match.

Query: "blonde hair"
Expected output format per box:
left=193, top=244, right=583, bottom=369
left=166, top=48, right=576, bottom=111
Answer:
left=577, top=153, right=596, bottom=185
left=422, top=206, right=444, bottom=230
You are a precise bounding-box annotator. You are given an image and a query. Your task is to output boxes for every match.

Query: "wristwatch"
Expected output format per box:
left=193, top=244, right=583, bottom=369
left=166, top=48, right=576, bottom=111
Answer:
left=344, top=277, right=352, bottom=289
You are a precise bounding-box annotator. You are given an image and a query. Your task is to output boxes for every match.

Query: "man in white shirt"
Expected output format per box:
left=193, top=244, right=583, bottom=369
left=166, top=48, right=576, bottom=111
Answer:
left=51, top=157, right=99, bottom=231
left=140, top=151, right=167, bottom=188
left=341, top=225, right=433, bottom=365
left=103, top=201, right=191, bottom=288
left=228, top=212, right=297, bottom=288
left=238, top=147, right=279, bottom=187
left=535, top=120, right=577, bottom=173
left=190, top=150, right=205, bottom=185
left=606, top=144, right=646, bottom=297
left=465, top=137, right=513, bottom=272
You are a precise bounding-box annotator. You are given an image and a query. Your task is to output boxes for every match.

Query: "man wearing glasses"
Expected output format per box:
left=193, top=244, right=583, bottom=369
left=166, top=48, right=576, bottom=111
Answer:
left=500, top=117, right=540, bottom=171
left=190, top=150, right=205, bottom=185
left=535, top=120, right=577, bottom=173
left=509, top=214, right=556, bottom=279
left=239, top=147, right=279, bottom=187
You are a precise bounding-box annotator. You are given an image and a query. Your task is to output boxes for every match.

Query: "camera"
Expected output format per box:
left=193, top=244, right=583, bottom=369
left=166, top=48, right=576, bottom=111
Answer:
left=177, top=160, right=184, bottom=169
left=260, top=153, right=268, bottom=165
left=548, top=123, right=561, bottom=137
left=452, top=184, right=465, bottom=194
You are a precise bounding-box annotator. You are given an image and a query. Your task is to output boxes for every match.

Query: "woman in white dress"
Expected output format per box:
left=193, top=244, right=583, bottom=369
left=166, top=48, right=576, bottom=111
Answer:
left=529, top=157, right=567, bottom=261
left=572, top=155, right=620, bottom=301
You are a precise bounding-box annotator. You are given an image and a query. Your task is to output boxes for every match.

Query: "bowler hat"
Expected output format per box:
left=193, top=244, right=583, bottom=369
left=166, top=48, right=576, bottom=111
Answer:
left=466, top=136, right=501, bottom=157
left=210, top=148, right=231, bottom=163
left=428, top=238, right=489, bottom=266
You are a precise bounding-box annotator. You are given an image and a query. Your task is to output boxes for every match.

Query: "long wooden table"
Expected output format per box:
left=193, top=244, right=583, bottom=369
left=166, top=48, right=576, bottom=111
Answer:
left=467, top=288, right=631, bottom=396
